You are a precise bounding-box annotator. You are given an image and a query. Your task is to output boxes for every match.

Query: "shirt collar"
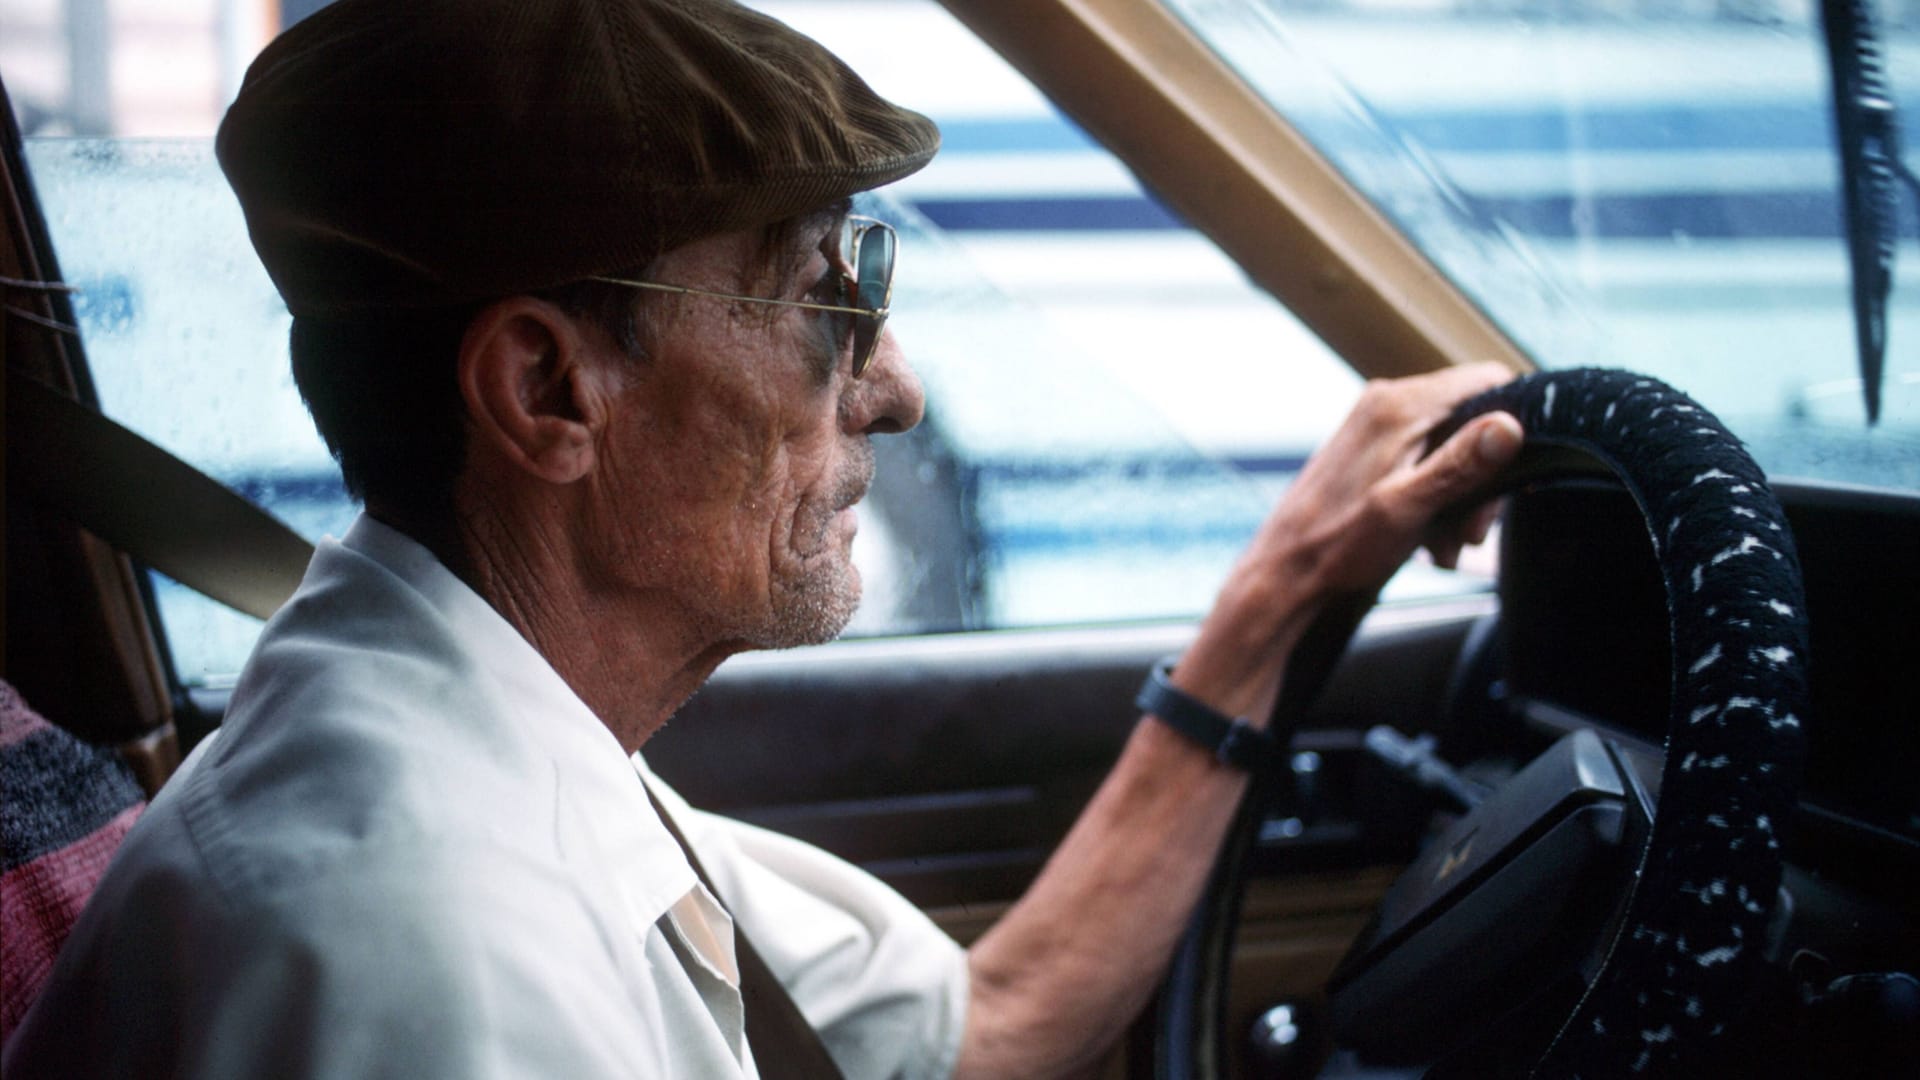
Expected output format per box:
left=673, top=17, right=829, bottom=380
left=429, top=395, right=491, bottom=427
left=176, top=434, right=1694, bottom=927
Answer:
left=338, top=514, right=697, bottom=924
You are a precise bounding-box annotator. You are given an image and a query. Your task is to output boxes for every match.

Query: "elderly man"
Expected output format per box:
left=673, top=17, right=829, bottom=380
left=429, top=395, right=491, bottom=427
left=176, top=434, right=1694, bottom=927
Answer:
left=3, top=0, right=1522, bottom=1077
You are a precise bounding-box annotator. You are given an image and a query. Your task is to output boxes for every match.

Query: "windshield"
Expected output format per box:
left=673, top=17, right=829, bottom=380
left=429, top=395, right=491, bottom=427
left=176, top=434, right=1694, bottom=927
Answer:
left=1171, top=0, right=1920, bottom=491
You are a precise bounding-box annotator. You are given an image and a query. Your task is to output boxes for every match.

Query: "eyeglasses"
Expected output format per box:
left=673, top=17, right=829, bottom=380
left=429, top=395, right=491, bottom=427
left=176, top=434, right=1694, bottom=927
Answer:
left=591, top=215, right=896, bottom=379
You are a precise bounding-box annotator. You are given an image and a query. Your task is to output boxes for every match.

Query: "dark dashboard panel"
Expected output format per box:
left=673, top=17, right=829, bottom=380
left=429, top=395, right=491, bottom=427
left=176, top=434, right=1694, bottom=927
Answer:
left=1496, top=478, right=1920, bottom=866
left=1498, top=479, right=1668, bottom=739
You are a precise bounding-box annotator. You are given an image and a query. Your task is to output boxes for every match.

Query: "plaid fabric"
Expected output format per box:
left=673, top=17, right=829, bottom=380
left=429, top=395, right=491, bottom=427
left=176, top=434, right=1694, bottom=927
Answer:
left=1, top=680, right=145, bottom=1041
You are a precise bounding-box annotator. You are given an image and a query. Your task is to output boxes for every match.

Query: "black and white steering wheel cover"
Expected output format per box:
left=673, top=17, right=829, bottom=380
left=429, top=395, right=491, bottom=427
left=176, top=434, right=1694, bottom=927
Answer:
left=1435, top=368, right=1810, bottom=1076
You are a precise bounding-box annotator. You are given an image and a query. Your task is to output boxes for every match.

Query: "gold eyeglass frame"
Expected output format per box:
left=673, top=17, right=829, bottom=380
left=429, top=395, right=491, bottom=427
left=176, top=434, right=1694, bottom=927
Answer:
left=590, top=215, right=895, bottom=378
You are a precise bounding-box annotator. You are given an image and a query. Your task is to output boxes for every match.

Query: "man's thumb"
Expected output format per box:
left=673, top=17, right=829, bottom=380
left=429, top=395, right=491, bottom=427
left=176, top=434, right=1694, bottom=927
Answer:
left=1473, top=411, right=1524, bottom=466
left=1417, top=410, right=1523, bottom=509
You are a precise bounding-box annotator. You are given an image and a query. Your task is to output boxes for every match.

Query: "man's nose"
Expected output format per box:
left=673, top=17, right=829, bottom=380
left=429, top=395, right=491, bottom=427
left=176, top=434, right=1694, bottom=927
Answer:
left=849, top=329, right=924, bottom=435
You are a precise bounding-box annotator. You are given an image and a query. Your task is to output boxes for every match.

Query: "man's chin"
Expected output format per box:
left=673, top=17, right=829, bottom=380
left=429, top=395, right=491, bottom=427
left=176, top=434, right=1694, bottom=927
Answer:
left=762, top=562, right=862, bottom=650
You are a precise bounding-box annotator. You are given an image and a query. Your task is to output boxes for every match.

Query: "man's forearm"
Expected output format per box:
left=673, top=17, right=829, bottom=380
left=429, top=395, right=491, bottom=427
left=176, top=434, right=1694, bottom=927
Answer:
left=955, top=712, right=1256, bottom=1078
left=953, top=521, right=1323, bottom=1078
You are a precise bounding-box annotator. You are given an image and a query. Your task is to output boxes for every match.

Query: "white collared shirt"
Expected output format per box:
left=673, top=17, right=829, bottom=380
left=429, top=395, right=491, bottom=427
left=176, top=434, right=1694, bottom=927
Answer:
left=4, top=516, right=968, bottom=1079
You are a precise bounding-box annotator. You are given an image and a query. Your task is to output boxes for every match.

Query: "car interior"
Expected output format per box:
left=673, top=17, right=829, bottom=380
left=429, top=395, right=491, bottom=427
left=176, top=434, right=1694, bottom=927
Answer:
left=4, top=1, right=1918, bottom=1077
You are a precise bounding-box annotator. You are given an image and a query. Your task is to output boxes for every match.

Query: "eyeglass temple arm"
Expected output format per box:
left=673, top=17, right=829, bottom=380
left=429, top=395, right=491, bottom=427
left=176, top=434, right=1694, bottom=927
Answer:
left=588, top=276, right=885, bottom=318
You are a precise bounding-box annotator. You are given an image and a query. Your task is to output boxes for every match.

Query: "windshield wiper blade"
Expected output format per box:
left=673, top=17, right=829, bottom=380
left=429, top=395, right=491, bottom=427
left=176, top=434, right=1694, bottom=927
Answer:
left=1821, top=0, right=1917, bottom=426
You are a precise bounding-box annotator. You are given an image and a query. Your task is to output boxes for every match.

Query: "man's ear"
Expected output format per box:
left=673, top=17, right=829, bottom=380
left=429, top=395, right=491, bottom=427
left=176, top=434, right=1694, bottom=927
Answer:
left=456, top=298, right=610, bottom=484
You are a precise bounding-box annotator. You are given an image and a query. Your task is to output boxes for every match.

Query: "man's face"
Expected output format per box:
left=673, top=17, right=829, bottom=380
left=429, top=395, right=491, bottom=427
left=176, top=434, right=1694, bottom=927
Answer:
left=579, top=215, right=924, bottom=652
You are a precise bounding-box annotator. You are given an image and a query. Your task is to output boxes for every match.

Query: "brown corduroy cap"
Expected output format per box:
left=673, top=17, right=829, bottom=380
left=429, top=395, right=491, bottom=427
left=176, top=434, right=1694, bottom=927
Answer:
left=216, top=0, right=939, bottom=318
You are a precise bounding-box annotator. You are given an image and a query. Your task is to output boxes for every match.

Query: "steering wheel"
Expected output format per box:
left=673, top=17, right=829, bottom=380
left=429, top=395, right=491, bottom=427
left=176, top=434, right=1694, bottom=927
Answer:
left=1156, top=368, right=1811, bottom=1078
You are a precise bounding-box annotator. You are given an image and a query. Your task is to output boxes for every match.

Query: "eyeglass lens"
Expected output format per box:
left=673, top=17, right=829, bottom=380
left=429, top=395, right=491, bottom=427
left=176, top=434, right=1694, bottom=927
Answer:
left=848, top=219, right=895, bottom=378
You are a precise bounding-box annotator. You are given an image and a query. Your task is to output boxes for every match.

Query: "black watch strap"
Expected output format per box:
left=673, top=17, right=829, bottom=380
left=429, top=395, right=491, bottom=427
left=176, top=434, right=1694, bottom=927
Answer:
left=1134, top=656, right=1282, bottom=774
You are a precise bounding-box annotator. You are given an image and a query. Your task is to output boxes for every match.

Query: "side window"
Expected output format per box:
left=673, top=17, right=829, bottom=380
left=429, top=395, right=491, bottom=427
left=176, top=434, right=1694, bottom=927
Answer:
left=20, top=138, right=335, bottom=684
left=9, top=0, right=1488, bottom=689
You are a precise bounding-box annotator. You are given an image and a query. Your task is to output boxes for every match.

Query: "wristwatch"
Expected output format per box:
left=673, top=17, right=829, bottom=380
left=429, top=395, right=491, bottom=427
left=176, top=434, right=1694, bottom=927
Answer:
left=1134, top=656, right=1282, bottom=774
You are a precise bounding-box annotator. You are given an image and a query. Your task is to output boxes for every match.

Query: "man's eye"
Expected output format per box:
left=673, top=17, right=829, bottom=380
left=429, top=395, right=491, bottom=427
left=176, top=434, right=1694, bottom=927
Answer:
left=809, top=268, right=850, bottom=308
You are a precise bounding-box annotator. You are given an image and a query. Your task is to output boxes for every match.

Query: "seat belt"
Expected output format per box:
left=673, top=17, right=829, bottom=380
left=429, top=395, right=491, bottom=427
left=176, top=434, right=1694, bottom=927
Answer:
left=6, top=367, right=313, bottom=621
left=644, top=783, right=847, bottom=1080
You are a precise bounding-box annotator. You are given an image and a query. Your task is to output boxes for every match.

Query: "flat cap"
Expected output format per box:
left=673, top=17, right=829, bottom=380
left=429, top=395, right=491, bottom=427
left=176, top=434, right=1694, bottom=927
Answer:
left=217, top=0, right=939, bottom=318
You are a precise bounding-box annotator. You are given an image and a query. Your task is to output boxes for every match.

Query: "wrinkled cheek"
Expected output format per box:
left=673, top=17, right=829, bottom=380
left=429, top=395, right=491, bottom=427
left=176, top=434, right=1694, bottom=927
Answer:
left=792, top=484, right=856, bottom=564
left=680, top=454, right=791, bottom=593
left=598, top=494, right=765, bottom=610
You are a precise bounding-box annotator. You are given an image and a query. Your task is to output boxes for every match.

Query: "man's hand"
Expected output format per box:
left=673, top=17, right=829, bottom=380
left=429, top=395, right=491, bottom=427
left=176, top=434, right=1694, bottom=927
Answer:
left=1176, top=363, right=1524, bottom=721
